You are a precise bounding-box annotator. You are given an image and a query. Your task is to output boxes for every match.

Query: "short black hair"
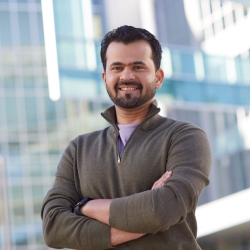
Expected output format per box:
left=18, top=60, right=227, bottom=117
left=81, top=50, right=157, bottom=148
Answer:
left=100, top=25, right=162, bottom=71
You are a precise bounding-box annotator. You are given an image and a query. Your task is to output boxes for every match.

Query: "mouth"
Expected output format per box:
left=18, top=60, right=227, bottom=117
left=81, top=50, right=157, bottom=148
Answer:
left=119, top=87, right=139, bottom=91
left=116, top=81, right=142, bottom=92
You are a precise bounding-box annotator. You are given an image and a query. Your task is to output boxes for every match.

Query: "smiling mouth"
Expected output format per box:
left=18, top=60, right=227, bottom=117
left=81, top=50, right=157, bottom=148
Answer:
left=119, top=87, right=139, bottom=91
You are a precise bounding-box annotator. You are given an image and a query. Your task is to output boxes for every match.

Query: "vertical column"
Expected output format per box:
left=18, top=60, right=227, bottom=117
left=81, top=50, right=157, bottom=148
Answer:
left=139, top=0, right=157, bottom=35
left=194, top=51, right=205, bottom=81
left=81, top=0, right=97, bottom=71
left=41, top=0, right=60, bottom=101
left=226, top=58, right=237, bottom=84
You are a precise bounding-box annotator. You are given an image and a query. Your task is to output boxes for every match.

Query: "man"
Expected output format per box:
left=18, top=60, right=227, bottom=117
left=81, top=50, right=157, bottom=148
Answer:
left=41, top=25, right=212, bottom=249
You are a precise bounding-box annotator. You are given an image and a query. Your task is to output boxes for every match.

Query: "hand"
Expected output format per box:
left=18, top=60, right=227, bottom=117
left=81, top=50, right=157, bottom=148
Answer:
left=110, top=170, right=172, bottom=246
left=80, top=170, right=172, bottom=247
left=81, top=171, right=172, bottom=221
left=151, top=171, right=172, bottom=190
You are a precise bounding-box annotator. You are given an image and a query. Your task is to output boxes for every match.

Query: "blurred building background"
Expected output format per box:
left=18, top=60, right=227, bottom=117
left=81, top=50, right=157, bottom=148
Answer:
left=0, top=0, right=250, bottom=249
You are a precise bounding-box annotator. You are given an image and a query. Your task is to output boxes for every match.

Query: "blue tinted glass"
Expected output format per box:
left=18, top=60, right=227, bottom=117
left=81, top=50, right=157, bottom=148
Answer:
left=23, top=76, right=35, bottom=89
left=159, top=79, right=250, bottom=106
left=45, top=97, right=57, bottom=129
left=18, top=12, right=31, bottom=45
left=12, top=185, right=25, bottom=222
left=0, top=95, right=5, bottom=131
left=235, top=57, right=243, bottom=82
left=53, top=0, right=83, bottom=37
left=53, top=0, right=74, bottom=36
left=0, top=11, right=11, bottom=45
left=12, top=230, right=28, bottom=246
left=29, top=157, right=42, bottom=177
left=181, top=53, right=195, bottom=75
left=5, top=97, right=18, bottom=131
left=25, top=97, right=38, bottom=133
left=239, top=85, right=250, bottom=105
left=171, top=51, right=195, bottom=75
left=240, top=60, right=250, bottom=83
left=7, top=156, right=23, bottom=177
left=57, top=39, right=76, bottom=66
left=0, top=230, right=2, bottom=249
left=203, top=54, right=227, bottom=81
left=8, top=142, right=20, bottom=155
left=4, top=75, right=15, bottom=89
left=171, top=51, right=182, bottom=73
left=37, top=12, right=44, bottom=43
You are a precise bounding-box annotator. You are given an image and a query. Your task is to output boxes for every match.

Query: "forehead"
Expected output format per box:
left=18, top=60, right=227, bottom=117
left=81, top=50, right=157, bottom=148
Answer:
left=105, top=41, right=153, bottom=65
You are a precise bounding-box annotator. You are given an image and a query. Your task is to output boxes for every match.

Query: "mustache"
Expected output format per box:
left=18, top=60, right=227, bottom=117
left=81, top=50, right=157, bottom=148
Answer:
left=115, top=81, right=142, bottom=90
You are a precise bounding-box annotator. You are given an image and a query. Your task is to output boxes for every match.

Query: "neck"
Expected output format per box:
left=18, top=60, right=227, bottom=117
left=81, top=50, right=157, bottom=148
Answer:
left=115, top=99, right=154, bottom=124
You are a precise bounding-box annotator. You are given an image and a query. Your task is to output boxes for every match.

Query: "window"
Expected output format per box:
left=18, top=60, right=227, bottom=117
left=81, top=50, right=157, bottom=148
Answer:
left=5, top=97, right=18, bottom=132
left=18, top=12, right=31, bottom=45
left=0, top=11, right=11, bottom=45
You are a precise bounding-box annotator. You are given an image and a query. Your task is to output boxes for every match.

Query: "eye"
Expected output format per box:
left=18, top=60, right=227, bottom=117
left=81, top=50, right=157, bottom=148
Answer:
left=111, top=66, right=122, bottom=71
left=134, top=65, right=144, bottom=70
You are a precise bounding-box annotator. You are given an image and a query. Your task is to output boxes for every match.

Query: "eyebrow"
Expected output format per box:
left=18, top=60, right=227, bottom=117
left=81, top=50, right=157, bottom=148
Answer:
left=109, top=61, right=146, bottom=67
left=110, top=62, right=123, bottom=67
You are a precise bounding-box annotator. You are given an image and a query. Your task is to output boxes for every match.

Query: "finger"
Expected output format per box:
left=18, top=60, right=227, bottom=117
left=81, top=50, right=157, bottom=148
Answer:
left=160, top=171, right=172, bottom=183
left=158, top=171, right=172, bottom=184
left=151, top=171, right=172, bottom=189
left=163, top=171, right=172, bottom=178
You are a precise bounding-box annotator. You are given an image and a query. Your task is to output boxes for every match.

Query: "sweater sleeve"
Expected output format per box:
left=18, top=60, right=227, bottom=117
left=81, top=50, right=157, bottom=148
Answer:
left=109, top=123, right=212, bottom=234
left=41, top=141, right=113, bottom=250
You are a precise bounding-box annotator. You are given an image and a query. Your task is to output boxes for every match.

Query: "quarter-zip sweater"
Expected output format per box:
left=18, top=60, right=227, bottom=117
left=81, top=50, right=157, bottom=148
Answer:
left=41, top=101, right=212, bottom=250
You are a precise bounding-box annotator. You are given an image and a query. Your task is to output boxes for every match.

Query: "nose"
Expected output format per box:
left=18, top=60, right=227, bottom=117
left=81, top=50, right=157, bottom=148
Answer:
left=119, top=68, right=135, bottom=81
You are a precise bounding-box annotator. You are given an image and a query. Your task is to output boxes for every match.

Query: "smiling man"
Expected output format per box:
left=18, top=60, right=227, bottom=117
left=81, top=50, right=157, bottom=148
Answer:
left=104, top=40, right=161, bottom=111
left=41, top=26, right=212, bottom=250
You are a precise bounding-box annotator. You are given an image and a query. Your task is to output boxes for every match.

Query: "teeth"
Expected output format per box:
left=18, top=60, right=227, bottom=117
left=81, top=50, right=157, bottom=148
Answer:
left=121, top=87, right=137, bottom=91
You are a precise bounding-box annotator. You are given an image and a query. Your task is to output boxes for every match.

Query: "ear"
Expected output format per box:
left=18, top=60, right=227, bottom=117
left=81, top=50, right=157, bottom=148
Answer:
left=102, top=72, right=107, bottom=86
left=155, top=68, right=164, bottom=89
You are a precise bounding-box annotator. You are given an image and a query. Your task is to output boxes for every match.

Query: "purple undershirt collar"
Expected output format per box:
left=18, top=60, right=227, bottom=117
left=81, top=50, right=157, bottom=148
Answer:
left=117, top=123, right=139, bottom=155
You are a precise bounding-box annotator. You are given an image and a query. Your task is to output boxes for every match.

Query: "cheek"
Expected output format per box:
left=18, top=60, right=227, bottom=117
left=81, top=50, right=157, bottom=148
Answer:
left=105, top=78, right=117, bottom=93
left=105, top=75, right=117, bottom=85
left=141, top=76, right=156, bottom=87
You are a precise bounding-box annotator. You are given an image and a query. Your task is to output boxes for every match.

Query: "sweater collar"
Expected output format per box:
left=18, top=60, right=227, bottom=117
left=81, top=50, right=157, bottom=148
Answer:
left=101, top=100, right=163, bottom=132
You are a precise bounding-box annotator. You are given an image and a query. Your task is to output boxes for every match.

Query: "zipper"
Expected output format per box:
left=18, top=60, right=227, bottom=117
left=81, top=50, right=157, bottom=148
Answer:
left=117, top=136, right=121, bottom=164
left=102, top=107, right=160, bottom=166
left=116, top=108, right=160, bottom=165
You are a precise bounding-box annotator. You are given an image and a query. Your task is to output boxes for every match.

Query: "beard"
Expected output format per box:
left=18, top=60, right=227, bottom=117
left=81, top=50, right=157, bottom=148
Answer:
left=106, top=80, right=156, bottom=109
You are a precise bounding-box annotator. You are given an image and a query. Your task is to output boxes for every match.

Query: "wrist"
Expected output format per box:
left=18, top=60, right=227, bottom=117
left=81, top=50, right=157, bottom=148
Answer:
left=74, top=197, right=93, bottom=216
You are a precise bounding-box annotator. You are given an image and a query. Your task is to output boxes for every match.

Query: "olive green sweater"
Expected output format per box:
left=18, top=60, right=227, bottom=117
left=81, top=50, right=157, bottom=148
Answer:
left=41, top=101, right=212, bottom=250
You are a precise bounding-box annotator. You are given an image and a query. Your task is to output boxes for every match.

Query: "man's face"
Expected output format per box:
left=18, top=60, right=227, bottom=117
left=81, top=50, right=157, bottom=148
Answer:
left=102, top=41, right=163, bottom=109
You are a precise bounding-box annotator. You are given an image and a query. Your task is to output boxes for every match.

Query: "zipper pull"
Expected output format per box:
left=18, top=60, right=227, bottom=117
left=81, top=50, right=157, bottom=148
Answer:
left=118, top=155, right=121, bottom=164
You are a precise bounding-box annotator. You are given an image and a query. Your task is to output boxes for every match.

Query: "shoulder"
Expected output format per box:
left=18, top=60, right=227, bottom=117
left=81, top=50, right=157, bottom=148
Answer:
left=75, top=127, right=109, bottom=142
left=165, top=118, right=210, bottom=152
left=157, top=115, right=205, bottom=135
left=156, top=117, right=210, bottom=154
left=68, top=127, right=111, bottom=150
left=172, top=119, right=204, bottom=133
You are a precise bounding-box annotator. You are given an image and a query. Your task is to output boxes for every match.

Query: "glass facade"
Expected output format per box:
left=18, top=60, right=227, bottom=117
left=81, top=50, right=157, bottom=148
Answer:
left=161, top=104, right=250, bottom=205
left=0, top=0, right=250, bottom=249
left=199, top=0, right=250, bottom=40
left=0, top=1, right=108, bottom=249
